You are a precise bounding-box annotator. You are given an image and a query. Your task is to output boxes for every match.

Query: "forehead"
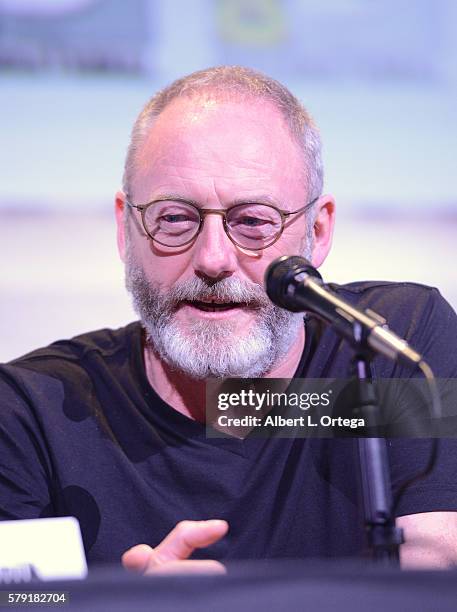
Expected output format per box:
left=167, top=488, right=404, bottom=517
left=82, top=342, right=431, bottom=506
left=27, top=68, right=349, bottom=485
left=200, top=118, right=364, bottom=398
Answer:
left=132, top=95, right=306, bottom=207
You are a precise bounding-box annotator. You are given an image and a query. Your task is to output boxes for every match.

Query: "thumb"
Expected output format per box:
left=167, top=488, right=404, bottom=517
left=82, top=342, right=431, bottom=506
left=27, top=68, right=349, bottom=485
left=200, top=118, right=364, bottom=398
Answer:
left=154, top=520, right=229, bottom=563
left=122, top=543, right=154, bottom=573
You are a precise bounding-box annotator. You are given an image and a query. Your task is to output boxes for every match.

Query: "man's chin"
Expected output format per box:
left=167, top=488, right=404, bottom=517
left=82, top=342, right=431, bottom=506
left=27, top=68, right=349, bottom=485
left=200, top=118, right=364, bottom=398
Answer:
left=144, top=317, right=275, bottom=380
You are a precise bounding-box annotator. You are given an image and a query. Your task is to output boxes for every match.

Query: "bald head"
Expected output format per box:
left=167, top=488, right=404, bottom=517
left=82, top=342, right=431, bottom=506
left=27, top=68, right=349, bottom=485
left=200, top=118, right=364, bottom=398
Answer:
left=122, top=66, right=323, bottom=205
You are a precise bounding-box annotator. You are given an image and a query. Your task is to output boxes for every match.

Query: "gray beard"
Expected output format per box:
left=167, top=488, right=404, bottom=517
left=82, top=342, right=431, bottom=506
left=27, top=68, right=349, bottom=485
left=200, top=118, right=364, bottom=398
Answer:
left=125, top=258, right=305, bottom=380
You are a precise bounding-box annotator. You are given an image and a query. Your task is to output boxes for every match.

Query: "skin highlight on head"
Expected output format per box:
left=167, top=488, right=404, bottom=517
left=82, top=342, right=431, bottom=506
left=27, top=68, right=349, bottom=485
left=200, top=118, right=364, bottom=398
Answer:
left=122, top=66, right=324, bottom=206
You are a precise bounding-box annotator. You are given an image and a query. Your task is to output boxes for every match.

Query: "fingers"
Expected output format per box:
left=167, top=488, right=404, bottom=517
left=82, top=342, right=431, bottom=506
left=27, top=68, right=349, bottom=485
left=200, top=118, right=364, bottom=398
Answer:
left=122, top=544, right=154, bottom=573
left=153, top=520, right=228, bottom=564
left=122, top=519, right=229, bottom=575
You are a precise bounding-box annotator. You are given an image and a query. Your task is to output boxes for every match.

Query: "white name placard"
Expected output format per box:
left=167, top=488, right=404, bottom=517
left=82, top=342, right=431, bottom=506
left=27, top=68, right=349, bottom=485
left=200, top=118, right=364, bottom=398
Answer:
left=0, top=516, right=88, bottom=582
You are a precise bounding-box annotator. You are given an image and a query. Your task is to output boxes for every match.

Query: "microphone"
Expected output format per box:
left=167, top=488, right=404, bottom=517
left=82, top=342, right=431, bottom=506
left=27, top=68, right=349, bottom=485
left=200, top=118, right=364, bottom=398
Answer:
left=265, top=255, right=422, bottom=365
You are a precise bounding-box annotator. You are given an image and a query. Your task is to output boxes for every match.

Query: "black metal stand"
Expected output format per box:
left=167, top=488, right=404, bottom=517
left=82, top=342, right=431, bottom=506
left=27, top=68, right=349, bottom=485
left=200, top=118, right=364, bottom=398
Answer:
left=351, top=327, right=404, bottom=565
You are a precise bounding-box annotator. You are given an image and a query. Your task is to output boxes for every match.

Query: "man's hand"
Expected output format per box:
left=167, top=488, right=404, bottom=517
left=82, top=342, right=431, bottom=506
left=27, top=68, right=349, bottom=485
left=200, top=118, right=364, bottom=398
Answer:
left=122, top=519, right=229, bottom=575
left=397, top=512, right=457, bottom=568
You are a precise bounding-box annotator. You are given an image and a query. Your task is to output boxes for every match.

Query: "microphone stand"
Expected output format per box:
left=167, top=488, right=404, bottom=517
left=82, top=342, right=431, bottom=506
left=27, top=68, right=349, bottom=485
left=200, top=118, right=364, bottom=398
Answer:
left=351, top=323, right=404, bottom=565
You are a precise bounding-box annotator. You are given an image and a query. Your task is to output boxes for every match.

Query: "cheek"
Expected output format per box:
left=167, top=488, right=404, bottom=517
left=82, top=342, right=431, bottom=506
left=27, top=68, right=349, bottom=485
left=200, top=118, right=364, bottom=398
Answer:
left=139, top=243, right=196, bottom=287
left=267, top=234, right=306, bottom=261
left=237, top=244, right=292, bottom=287
left=232, top=233, right=307, bottom=287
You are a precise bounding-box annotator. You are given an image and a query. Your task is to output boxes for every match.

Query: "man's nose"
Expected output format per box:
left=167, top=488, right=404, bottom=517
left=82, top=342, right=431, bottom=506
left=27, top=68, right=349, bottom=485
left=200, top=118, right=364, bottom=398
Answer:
left=191, top=213, right=238, bottom=281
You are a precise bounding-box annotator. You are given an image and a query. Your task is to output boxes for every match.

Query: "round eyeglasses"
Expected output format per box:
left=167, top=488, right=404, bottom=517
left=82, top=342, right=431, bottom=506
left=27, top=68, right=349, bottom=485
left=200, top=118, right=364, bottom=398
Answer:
left=125, top=196, right=318, bottom=251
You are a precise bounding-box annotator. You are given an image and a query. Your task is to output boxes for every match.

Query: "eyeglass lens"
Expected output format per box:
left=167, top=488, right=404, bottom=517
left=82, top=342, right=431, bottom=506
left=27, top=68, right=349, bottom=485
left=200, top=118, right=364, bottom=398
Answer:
left=143, top=201, right=283, bottom=249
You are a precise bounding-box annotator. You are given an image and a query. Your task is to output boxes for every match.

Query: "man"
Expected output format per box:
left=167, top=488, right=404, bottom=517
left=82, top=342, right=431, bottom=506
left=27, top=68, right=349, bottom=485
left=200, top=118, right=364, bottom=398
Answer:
left=1, top=66, right=457, bottom=573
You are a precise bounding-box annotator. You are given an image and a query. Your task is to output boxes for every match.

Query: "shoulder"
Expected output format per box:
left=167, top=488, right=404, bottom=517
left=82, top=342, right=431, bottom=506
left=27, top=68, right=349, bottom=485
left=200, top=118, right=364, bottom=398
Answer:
left=330, top=280, right=451, bottom=319
left=330, top=280, right=455, bottom=335
left=0, top=321, right=142, bottom=397
left=8, top=321, right=142, bottom=366
left=327, top=281, right=457, bottom=377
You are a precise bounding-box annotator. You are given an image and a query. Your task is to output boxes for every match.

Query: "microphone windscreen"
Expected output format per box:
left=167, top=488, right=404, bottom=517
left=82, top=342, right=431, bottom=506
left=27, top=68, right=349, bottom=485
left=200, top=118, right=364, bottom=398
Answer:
left=264, top=256, right=322, bottom=311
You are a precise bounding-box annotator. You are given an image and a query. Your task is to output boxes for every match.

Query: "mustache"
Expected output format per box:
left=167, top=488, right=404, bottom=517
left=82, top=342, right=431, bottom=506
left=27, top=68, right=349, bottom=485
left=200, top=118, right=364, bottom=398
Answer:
left=161, top=276, right=272, bottom=310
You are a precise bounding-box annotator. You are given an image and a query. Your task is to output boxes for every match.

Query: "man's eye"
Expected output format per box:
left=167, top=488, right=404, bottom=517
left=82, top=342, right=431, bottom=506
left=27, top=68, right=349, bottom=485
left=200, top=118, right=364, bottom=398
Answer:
left=238, top=216, right=267, bottom=227
left=161, top=214, right=192, bottom=223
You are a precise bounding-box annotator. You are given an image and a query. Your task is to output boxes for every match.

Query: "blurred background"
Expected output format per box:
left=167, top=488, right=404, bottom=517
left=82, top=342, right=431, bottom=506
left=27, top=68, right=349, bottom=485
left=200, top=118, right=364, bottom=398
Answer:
left=1, top=0, right=456, bottom=361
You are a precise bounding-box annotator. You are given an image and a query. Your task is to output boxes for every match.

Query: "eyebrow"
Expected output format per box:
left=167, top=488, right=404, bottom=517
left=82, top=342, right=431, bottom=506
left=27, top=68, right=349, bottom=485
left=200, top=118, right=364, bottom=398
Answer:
left=146, top=193, right=284, bottom=209
left=230, top=195, right=283, bottom=208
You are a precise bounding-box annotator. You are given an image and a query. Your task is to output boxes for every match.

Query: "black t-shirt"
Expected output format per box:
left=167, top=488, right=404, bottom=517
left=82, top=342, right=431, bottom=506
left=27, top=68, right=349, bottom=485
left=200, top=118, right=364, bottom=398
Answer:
left=1, top=281, right=456, bottom=566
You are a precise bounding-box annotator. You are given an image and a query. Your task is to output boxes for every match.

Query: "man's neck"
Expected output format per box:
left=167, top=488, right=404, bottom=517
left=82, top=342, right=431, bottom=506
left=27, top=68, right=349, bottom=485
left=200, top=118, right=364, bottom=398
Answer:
left=143, top=326, right=306, bottom=423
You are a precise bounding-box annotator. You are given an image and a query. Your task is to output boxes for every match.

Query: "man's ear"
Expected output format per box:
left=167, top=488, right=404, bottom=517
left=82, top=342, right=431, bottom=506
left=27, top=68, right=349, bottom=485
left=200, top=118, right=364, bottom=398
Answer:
left=311, top=194, right=335, bottom=268
left=115, top=190, right=127, bottom=262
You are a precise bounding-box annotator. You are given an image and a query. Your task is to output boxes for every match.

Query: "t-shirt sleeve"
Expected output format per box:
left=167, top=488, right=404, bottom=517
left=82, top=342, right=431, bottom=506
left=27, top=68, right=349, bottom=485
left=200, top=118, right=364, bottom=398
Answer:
left=385, top=287, right=457, bottom=517
left=0, top=368, right=54, bottom=520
